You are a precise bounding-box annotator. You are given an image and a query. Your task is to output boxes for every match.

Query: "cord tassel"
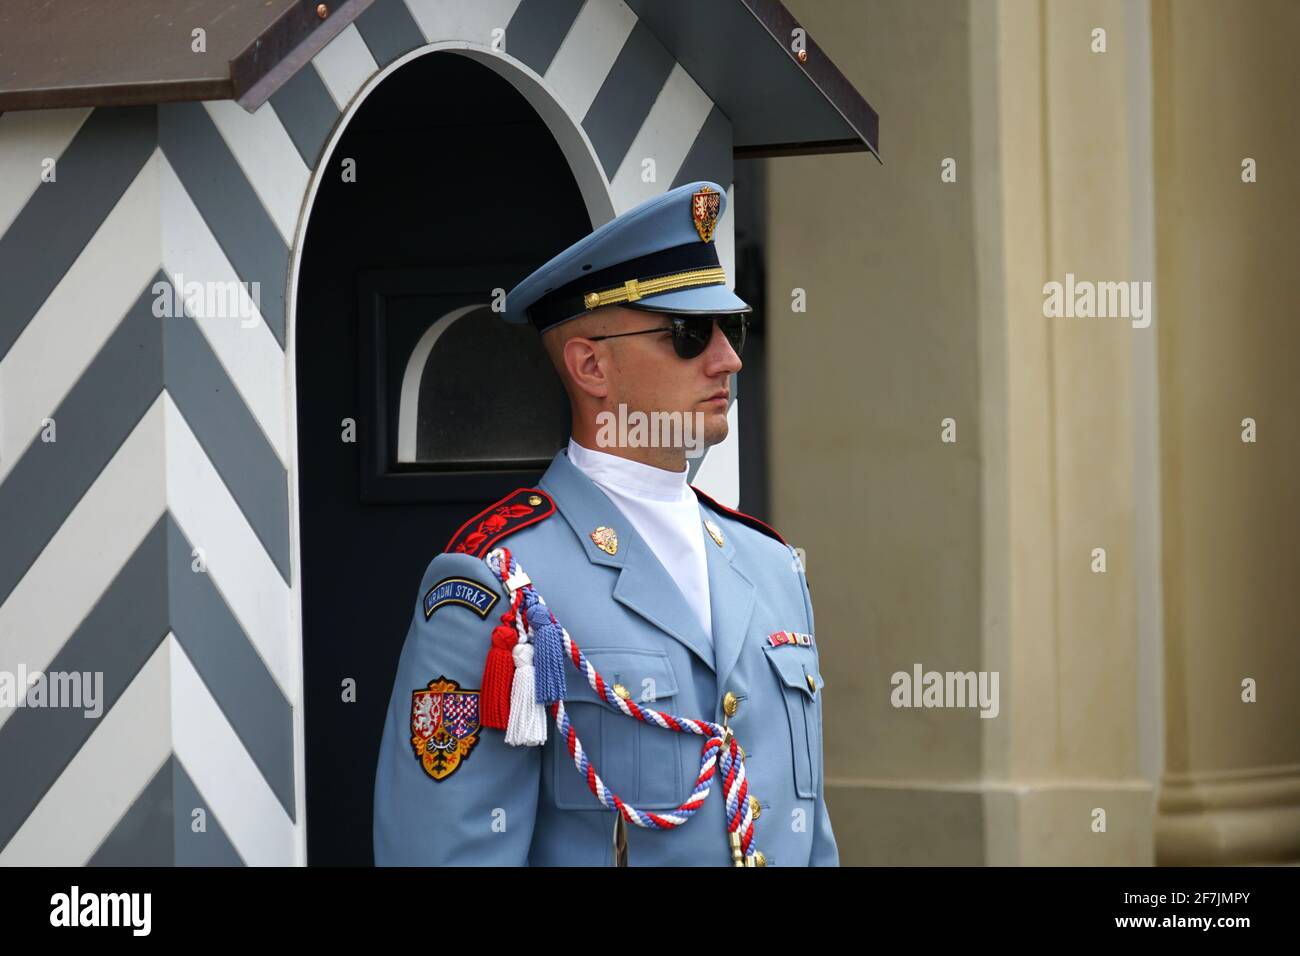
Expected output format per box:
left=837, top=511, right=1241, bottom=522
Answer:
left=526, top=597, right=567, bottom=704
left=504, top=643, right=547, bottom=745
left=479, top=593, right=521, bottom=730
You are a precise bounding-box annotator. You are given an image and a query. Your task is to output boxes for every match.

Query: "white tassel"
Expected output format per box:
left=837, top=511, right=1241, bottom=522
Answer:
left=504, top=642, right=547, bottom=746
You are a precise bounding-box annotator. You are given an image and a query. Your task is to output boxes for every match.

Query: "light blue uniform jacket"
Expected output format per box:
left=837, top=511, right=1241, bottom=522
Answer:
left=373, top=449, right=838, bottom=866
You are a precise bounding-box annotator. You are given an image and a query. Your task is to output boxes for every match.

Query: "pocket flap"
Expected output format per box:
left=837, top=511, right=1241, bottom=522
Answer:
left=561, top=647, right=679, bottom=707
left=763, top=643, right=820, bottom=700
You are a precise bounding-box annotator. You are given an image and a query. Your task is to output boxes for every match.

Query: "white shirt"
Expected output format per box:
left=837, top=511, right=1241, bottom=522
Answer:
left=566, top=438, right=713, bottom=643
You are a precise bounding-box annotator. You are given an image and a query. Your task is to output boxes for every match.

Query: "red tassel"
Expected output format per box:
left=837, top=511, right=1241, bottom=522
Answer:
left=479, top=593, right=521, bottom=729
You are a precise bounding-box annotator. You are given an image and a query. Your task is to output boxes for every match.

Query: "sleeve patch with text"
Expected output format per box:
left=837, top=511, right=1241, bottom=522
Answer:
left=423, top=577, right=499, bottom=620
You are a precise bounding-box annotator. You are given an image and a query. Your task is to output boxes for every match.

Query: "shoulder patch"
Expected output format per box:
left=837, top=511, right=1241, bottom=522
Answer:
left=444, top=488, right=555, bottom=557
left=411, top=677, right=480, bottom=781
left=423, top=576, right=499, bottom=620
left=689, top=485, right=787, bottom=546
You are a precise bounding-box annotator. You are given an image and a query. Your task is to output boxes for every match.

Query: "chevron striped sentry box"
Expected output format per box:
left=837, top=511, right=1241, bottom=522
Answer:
left=0, top=0, right=759, bottom=866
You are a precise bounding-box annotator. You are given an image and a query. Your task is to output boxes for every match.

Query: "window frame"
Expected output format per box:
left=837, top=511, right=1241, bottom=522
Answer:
left=357, top=266, right=562, bottom=504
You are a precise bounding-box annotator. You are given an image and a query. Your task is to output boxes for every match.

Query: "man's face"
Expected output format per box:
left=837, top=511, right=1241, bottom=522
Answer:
left=596, top=306, right=744, bottom=450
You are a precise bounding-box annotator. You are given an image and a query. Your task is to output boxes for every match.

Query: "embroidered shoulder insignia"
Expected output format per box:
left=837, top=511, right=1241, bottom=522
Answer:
left=689, top=485, right=787, bottom=546
left=410, top=676, right=481, bottom=781
left=424, top=577, right=499, bottom=620
left=444, top=488, right=555, bottom=557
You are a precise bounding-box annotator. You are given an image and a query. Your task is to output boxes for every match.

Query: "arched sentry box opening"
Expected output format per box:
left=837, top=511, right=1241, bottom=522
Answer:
left=293, top=50, right=588, bottom=865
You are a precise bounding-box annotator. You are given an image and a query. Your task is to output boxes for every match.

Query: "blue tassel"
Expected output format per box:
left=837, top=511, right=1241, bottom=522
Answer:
left=526, top=596, right=567, bottom=704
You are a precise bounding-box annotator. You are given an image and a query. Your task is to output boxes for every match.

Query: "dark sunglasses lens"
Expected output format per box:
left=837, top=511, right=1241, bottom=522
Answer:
left=719, top=314, right=747, bottom=354
left=669, top=315, right=747, bottom=359
left=670, top=317, right=712, bottom=359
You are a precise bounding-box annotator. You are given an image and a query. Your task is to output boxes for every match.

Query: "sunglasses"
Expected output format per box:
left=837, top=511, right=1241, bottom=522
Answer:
left=588, top=313, right=748, bottom=360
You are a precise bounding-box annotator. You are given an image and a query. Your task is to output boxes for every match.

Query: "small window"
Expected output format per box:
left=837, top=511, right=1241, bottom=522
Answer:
left=397, top=304, right=569, bottom=467
left=359, top=267, right=570, bottom=503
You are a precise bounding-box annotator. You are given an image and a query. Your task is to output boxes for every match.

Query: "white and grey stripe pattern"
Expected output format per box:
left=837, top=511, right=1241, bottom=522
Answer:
left=0, top=0, right=740, bottom=866
left=0, top=111, right=297, bottom=865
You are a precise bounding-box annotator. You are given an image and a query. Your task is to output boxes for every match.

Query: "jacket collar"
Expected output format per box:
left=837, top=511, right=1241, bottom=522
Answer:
left=538, top=449, right=715, bottom=672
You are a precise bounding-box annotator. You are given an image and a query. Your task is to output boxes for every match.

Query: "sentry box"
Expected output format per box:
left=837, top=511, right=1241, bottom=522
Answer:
left=0, top=0, right=877, bottom=865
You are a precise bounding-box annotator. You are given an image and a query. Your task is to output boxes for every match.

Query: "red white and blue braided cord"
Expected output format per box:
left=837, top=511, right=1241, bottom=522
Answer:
left=485, top=547, right=758, bottom=862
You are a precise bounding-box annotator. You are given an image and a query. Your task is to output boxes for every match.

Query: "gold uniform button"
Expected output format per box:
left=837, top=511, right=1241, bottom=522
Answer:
left=806, top=673, right=817, bottom=693
left=527, top=494, right=542, bottom=506
left=749, top=795, right=762, bottom=820
left=613, top=683, right=630, bottom=700
left=722, top=691, right=739, bottom=717
left=754, top=850, right=767, bottom=867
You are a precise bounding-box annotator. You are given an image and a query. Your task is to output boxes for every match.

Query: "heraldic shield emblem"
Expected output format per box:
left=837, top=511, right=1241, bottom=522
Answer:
left=410, top=677, right=481, bottom=781
left=590, top=525, right=619, bottom=555
left=691, top=185, right=721, bottom=242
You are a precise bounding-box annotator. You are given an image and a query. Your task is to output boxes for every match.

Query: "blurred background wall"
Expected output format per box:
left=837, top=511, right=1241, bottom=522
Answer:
left=761, top=0, right=1300, bottom=865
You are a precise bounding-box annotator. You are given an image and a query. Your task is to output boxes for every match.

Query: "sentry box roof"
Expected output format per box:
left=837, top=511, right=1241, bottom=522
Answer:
left=0, top=0, right=879, bottom=159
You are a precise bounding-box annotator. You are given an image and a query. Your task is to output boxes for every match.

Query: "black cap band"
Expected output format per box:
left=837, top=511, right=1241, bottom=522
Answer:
left=525, top=240, right=721, bottom=332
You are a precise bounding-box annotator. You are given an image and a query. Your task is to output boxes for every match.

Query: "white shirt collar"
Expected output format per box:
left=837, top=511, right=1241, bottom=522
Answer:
left=567, top=437, right=689, bottom=503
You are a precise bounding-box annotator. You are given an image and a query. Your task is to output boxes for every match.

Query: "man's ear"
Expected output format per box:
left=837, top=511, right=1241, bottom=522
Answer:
left=563, top=335, right=609, bottom=400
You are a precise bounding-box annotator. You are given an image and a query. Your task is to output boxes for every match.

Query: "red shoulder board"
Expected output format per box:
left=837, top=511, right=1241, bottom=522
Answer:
left=689, top=485, right=787, bottom=546
left=444, top=488, right=556, bottom=557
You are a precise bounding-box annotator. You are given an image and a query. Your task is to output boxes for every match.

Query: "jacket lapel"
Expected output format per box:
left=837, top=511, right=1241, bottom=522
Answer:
left=699, top=502, right=756, bottom=693
left=538, top=450, right=716, bottom=672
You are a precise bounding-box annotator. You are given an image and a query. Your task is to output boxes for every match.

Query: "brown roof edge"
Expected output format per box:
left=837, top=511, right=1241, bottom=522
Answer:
left=739, top=0, right=881, bottom=163
left=233, top=0, right=376, bottom=111
left=0, top=0, right=375, bottom=114
left=0, top=80, right=235, bottom=113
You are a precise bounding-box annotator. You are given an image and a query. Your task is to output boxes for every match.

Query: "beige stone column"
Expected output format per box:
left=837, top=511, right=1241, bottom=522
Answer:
left=974, top=0, right=1159, bottom=866
left=1150, top=0, right=1300, bottom=865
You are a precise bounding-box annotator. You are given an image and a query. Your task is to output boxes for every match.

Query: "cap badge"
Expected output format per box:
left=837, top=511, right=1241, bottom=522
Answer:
left=691, top=185, right=721, bottom=243
left=590, top=526, right=619, bottom=555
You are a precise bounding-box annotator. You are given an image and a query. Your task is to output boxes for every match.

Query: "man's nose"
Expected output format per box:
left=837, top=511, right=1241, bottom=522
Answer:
left=703, top=319, right=743, bottom=374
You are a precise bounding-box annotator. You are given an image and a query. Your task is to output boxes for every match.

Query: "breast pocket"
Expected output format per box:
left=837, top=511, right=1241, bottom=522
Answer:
left=762, top=643, right=824, bottom=799
left=551, top=647, right=686, bottom=810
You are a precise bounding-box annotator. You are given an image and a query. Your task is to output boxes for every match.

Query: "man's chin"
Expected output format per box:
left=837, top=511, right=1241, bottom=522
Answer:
left=689, top=412, right=729, bottom=457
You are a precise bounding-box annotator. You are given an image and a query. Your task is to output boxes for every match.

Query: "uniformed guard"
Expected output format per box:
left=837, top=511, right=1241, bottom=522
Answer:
left=373, top=181, right=838, bottom=866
